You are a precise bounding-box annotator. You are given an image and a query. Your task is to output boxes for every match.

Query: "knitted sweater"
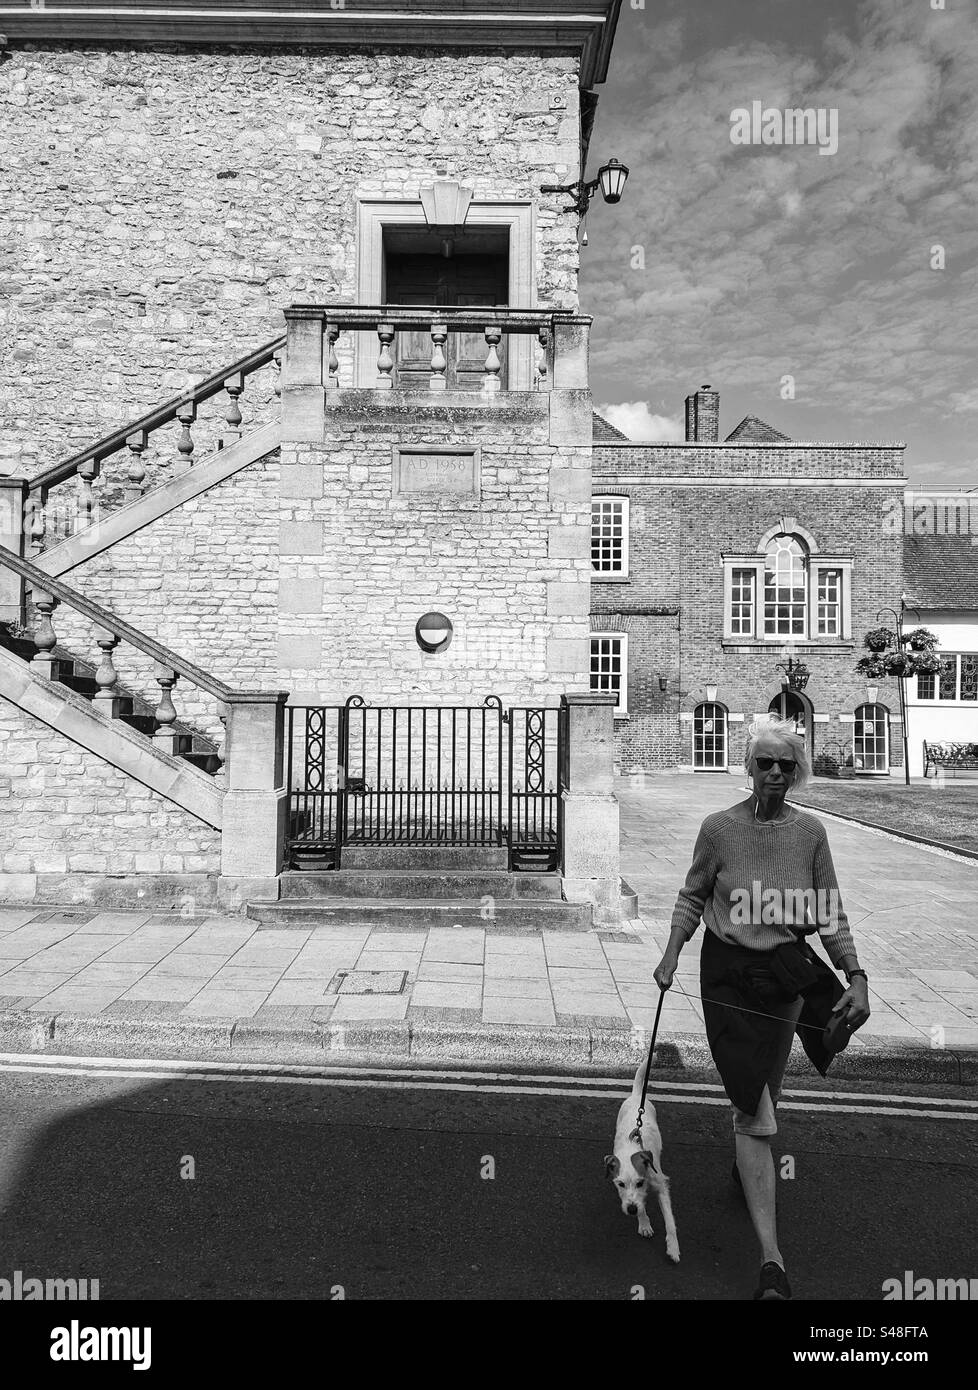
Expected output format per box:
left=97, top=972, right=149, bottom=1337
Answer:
left=670, top=803, right=857, bottom=967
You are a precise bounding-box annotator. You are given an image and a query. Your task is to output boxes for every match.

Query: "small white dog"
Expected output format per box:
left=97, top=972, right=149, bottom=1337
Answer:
left=604, top=1063, right=680, bottom=1263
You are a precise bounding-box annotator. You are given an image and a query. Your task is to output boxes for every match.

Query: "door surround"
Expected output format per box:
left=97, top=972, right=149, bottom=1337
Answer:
left=355, top=198, right=536, bottom=389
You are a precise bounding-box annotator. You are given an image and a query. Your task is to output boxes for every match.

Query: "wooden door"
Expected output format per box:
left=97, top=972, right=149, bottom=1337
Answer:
left=385, top=253, right=508, bottom=390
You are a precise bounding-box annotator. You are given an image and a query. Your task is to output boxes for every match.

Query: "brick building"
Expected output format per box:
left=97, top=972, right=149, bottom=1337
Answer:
left=590, top=386, right=909, bottom=776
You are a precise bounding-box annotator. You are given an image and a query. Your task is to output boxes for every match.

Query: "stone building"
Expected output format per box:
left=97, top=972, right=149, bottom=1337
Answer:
left=590, top=386, right=909, bottom=776
left=0, top=2, right=633, bottom=923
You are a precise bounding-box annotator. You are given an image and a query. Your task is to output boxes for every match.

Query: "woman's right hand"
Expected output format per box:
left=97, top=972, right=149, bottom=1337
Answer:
left=654, top=950, right=679, bottom=991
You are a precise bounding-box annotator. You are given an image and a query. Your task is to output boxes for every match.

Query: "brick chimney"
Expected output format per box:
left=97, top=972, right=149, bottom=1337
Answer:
left=684, top=384, right=720, bottom=442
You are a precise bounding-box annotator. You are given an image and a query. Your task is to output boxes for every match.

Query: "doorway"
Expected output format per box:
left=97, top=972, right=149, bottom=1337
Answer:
left=768, top=690, right=814, bottom=760
left=382, top=226, right=510, bottom=390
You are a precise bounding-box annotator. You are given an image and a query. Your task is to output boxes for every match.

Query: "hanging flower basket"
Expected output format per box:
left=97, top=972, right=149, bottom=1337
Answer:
left=884, top=652, right=910, bottom=677
left=906, top=628, right=939, bottom=652
left=864, top=627, right=895, bottom=653
left=907, top=651, right=941, bottom=675
left=856, top=655, right=887, bottom=679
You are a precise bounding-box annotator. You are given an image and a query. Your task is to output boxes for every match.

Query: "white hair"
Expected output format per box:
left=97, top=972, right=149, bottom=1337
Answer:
left=744, top=715, right=812, bottom=792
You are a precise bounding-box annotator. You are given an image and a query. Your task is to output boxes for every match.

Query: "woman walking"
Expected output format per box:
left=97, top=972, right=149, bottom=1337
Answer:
left=654, top=716, right=870, bottom=1300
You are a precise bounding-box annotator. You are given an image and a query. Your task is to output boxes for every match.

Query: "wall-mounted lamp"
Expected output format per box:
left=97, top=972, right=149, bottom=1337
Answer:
left=705, top=684, right=718, bottom=703
left=540, top=157, right=630, bottom=219
left=658, top=675, right=668, bottom=694
left=775, top=658, right=811, bottom=691
left=416, top=611, right=453, bottom=654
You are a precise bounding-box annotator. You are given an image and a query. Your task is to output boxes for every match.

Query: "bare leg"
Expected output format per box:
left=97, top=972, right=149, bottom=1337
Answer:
left=735, top=1131, right=782, bottom=1268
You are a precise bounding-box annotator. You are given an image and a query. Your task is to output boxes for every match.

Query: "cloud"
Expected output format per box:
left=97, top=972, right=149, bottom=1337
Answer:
left=582, top=0, right=978, bottom=482
left=596, top=402, right=683, bottom=442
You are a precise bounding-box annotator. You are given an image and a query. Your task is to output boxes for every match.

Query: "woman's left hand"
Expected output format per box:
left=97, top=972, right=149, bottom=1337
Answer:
left=832, top=977, right=871, bottom=1032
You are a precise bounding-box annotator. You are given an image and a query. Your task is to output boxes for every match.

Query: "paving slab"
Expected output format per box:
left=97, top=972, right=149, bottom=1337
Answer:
left=0, top=775, right=974, bottom=1077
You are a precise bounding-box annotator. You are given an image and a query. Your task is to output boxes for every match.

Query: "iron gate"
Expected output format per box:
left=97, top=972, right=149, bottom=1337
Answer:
left=285, top=696, right=567, bottom=872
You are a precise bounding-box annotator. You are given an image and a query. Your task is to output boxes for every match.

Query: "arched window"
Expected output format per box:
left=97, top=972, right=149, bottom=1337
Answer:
left=764, top=534, right=807, bottom=636
left=693, top=703, right=727, bottom=770
left=853, top=703, right=889, bottom=773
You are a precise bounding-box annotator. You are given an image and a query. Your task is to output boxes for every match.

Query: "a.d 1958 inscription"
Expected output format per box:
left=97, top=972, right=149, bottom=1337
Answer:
left=393, top=447, right=481, bottom=497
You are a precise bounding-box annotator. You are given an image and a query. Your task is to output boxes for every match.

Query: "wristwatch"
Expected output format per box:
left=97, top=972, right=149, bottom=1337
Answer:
left=845, top=968, right=868, bottom=985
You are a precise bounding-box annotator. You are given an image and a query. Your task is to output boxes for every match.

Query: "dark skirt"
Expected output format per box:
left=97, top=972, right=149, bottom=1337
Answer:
left=699, top=928, right=846, bottom=1117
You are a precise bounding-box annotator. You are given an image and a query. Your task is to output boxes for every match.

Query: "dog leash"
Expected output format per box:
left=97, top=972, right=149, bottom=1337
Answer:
left=630, top=985, right=665, bottom=1142
left=669, top=980, right=848, bottom=1036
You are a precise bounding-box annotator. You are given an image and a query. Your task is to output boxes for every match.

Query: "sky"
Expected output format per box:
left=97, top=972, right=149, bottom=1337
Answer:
left=584, top=0, right=978, bottom=486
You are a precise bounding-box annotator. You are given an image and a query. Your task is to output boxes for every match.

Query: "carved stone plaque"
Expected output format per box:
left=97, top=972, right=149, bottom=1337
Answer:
left=393, top=446, right=481, bottom=497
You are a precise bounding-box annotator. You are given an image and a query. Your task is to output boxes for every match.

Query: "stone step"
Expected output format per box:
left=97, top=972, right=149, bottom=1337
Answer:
left=341, top=844, right=510, bottom=871
left=277, top=869, right=563, bottom=901
left=247, top=898, right=593, bottom=932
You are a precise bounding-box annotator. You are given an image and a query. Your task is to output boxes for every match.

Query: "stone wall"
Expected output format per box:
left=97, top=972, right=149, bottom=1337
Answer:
left=0, top=695, right=222, bottom=899
left=279, top=391, right=593, bottom=708
left=0, top=44, right=581, bottom=479
left=51, top=448, right=282, bottom=742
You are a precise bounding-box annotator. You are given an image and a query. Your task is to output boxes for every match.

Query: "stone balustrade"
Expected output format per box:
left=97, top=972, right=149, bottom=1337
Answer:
left=20, top=337, right=285, bottom=555
left=283, top=303, right=589, bottom=396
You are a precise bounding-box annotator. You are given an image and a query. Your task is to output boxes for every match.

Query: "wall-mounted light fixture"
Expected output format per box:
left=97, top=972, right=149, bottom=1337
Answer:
left=658, top=675, right=668, bottom=694
left=706, top=683, right=718, bottom=703
left=775, top=658, right=811, bottom=691
left=416, top=612, right=453, bottom=654
left=540, top=157, right=630, bottom=219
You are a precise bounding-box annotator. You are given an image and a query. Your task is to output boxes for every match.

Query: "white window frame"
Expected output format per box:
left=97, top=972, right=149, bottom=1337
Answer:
left=591, top=495, right=629, bottom=579
left=589, top=632, right=628, bottom=715
left=916, top=652, right=978, bottom=703
left=852, top=703, right=890, bottom=773
left=693, top=702, right=728, bottom=770
left=722, top=547, right=852, bottom=640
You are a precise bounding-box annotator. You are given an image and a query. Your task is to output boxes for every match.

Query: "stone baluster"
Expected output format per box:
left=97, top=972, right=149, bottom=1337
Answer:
left=126, top=428, right=149, bottom=500
left=215, top=705, right=228, bottom=787
left=26, top=491, right=46, bottom=555
left=376, top=323, right=395, bottom=389
left=223, top=372, right=244, bottom=447
left=76, top=458, right=98, bottom=533
left=153, top=664, right=180, bottom=753
left=429, top=323, right=447, bottom=392
left=483, top=325, right=502, bottom=394
left=92, top=624, right=122, bottom=716
left=29, top=588, right=59, bottom=679
left=536, top=326, right=550, bottom=390
left=272, top=348, right=283, bottom=398
left=325, top=323, right=340, bottom=390
left=175, top=400, right=196, bottom=469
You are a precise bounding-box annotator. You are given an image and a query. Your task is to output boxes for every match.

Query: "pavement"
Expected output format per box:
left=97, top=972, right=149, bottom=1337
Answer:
left=1, top=774, right=977, bottom=1080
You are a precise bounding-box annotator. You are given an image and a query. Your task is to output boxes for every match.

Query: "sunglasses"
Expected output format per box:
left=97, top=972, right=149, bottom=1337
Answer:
left=754, top=757, right=797, bottom=774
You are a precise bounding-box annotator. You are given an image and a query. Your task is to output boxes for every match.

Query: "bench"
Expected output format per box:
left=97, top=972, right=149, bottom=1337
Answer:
left=923, top=740, right=978, bottom=777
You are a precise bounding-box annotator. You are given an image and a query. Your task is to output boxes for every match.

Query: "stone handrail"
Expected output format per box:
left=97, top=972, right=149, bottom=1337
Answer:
left=24, top=334, right=286, bottom=552
left=0, top=542, right=241, bottom=771
left=285, top=305, right=590, bottom=393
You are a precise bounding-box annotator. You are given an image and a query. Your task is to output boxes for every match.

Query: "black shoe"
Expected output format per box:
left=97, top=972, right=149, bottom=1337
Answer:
left=753, top=1261, right=792, bottom=1300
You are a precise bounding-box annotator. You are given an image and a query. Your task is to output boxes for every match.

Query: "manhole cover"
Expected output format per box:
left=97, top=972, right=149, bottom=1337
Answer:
left=331, top=970, right=407, bottom=996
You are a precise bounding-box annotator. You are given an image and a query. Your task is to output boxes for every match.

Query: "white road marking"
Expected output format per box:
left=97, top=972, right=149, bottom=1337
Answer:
left=0, top=1054, right=974, bottom=1120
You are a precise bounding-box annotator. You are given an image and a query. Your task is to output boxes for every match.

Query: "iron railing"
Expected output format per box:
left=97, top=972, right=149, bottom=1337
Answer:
left=285, top=696, right=565, bottom=871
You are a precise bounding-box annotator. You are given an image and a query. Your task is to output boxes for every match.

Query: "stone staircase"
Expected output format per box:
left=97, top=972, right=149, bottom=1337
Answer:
left=0, top=621, right=221, bottom=775
left=247, top=845, right=609, bottom=932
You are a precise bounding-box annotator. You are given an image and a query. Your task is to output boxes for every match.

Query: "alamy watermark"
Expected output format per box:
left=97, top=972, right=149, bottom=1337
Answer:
left=1, top=1269, right=100, bottom=1300
left=884, top=494, right=978, bottom=545
left=730, top=879, right=841, bottom=935
left=730, top=102, right=839, bottom=156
